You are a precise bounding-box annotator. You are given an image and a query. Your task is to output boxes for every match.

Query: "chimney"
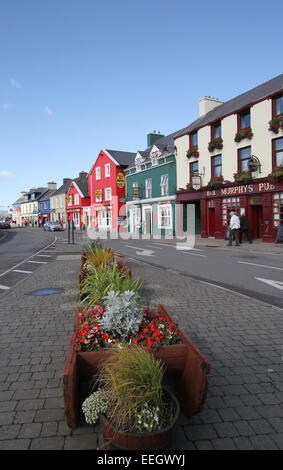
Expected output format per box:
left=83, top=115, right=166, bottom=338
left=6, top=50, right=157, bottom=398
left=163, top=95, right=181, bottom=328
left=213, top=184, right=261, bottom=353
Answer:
left=47, top=181, right=57, bottom=190
left=199, top=96, right=224, bottom=117
left=147, top=131, right=165, bottom=147
left=63, top=178, right=72, bottom=185
left=20, top=191, right=27, bottom=196
left=79, top=171, right=87, bottom=179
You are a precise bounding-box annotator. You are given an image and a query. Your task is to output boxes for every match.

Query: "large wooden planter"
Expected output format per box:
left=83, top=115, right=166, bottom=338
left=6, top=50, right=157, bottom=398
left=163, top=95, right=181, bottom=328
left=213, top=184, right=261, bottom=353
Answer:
left=63, top=304, right=211, bottom=429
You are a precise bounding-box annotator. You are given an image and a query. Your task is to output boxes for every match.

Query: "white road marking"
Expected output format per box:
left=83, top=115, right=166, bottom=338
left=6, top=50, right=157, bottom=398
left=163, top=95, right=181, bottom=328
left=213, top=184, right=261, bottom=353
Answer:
left=36, top=254, right=52, bottom=257
left=146, top=245, right=162, bottom=250
left=180, top=251, right=206, bottom=257
left=125, top=246, right=155, bottom=257
left=13, top=269, right=33, bottom=274
left=0, top=237, right=57, bottom=278
left=238, top=261, right=283, bottom=271
left=27, top=260, right=48, bottom=264
left=0, top=284, right=10, bottom=290
left=255, top=278, right=283, bottom=291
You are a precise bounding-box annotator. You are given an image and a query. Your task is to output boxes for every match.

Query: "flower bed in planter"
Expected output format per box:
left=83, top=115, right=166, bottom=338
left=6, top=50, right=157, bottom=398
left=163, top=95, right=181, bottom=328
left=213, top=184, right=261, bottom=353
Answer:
left=63, top=303, right=211, bottom=429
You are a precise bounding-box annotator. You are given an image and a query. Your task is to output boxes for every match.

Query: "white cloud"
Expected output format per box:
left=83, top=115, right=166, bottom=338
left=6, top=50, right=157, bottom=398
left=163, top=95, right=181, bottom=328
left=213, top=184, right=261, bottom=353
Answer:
left=2, top=103, right=13, bottom=110
left=10, top=78, right=22, bottom=88
left=44, top=105, right=53, bottom=116
left=0, top=171, right=14, bottom=180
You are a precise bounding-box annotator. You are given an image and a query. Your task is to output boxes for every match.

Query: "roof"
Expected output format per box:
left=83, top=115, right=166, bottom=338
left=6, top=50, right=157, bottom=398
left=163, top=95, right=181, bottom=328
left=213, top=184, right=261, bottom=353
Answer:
left=73, top=177, right=89, bottom=198
left=52, top=179, right=73, bottom=196
left=105, top=149, right=136, bottom=167
left=174, top=74, right=283, bottom=138
left=38, top=189, right=58, bottom=201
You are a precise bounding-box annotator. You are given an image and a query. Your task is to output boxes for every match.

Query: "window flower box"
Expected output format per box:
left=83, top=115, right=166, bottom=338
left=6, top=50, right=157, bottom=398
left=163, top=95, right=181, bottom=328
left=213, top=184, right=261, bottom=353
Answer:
left=268, top=115, right=283, bottom=134
left=208, top=137, right=223, bottom=152
left=207, top=175, right=224, bottom=189
left=186, top=146, right=199, bottom=158
left=268, top=165, right=283, bottom=183
left=233, top=169, right=252, bottom=183
left=234, top=126, right=253, bottom=142
left=63, top=304, right=211, bottom=429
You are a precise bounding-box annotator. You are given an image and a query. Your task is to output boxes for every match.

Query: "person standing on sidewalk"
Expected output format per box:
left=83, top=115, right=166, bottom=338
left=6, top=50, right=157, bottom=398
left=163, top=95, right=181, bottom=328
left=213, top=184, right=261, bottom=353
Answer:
left=227, top=211, right=240, bottom=246
left=239, top=213, right=252, bottom=244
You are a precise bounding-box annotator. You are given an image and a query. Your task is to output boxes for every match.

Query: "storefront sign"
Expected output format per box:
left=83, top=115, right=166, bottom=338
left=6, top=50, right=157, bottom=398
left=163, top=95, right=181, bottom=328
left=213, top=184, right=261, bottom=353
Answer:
left=192, top=175, right=201, bottom=190
left=65, top=195, right=71, bottom=203
left=220, top=182, right=275, bottom=196
left=95, top=189, right=102, bottom=199
left=116, top=172, right=125, bottom=188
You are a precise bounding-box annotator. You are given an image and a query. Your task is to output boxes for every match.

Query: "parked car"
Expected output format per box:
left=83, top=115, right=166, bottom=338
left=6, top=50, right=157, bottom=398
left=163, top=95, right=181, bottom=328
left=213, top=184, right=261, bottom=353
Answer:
left=0, top=221, right=11, bottom=229
left=44, top=221, right=63, bottom=231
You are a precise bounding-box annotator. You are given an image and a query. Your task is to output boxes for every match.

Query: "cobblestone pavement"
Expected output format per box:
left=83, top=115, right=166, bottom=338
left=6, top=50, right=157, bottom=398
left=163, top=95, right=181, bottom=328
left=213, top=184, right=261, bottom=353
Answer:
left=0, top=239, right=282, bottom=450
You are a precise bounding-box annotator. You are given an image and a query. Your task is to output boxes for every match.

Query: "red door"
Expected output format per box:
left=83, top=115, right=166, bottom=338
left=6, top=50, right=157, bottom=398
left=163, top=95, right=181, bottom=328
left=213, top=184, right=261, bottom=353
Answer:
left=208, top=208, right=215, bottom=236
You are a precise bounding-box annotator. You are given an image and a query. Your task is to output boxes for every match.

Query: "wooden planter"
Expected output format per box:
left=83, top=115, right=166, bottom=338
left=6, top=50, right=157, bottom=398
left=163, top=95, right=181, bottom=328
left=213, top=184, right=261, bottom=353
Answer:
left=63, top=304, right=211, bottom=429
left=100, top=388, right=180, bottom=450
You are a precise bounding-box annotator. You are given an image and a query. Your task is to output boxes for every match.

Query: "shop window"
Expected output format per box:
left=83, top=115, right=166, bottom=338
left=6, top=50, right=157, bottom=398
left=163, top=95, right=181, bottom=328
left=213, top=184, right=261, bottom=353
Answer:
left=158, top=204, right=172, bottom=229
left=272, top=137, right=283, bottom=168
left=238, top=146, right=251, bottom=171
left=273, top=193, right=283, bottom=227
left=98, top=210, right=112, bottom=227
left=222, top=197, right=240, bottom=226
left=211, top=155, right=222, bottom=177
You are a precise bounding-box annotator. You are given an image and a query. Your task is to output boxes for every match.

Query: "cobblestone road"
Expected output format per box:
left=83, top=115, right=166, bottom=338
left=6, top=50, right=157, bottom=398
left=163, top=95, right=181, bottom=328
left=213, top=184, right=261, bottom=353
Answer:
left=0, top=240, right=282, bottom=450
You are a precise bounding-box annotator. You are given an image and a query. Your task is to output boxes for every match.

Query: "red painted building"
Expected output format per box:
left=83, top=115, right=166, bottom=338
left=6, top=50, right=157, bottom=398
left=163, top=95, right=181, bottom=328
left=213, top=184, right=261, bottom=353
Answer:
left=66, top=172, right=90, bottom=229
left=88, top=149, right=135, bottom=231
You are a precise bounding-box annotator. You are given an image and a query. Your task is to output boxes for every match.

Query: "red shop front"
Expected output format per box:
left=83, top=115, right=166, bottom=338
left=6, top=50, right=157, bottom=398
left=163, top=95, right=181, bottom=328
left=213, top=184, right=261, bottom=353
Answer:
left=177, top=177, right=283, bottom=242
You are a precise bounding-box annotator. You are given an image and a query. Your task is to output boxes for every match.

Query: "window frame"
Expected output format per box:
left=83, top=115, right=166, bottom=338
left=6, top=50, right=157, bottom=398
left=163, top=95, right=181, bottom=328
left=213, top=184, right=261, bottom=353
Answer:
left=190, top=161, right=199, bottom=183
left=211, top=121, right=222, bottom=140
left=273, top=193, right=283, bottom=227
left=157, top=204, right=172, bottom=229
left=105, top=163, right=110, bottom=178
left=211, top=154, right=222, bottom=177
left=160, top=174, right=169, bottom=196
left=104, top=187, right=112, bottom=201
left=238, top=108, right=251, bottom=131
left=74, top=194, right=79, bottom=205
left=189, top=131, right=198, bottom=148
left=238, top=146, right=251, bottom=172
left=145, top=178, right=152, bottom=199
left=272, top=93, right=283, bottom=118
left=272, top=137, right=283, bottom=169
left=96, top=167, right=101, bottom=180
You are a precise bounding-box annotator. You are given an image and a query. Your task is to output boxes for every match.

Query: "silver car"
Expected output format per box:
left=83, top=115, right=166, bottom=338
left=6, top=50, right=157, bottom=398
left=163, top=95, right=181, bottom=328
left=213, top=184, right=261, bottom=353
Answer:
left=48, top=221, right=63, bottom=231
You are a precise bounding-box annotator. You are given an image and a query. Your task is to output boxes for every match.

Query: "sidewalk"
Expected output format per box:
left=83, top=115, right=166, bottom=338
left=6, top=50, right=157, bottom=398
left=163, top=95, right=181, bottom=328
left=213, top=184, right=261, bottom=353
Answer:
left=0, top=237, right=282, bottom=450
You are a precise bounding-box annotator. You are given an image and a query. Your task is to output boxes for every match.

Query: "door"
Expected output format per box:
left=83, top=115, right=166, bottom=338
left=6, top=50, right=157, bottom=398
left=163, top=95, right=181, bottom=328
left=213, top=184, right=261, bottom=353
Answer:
left=208, top=208, right=215, bottom=237
left=144, top=207, right=152, bottom=234
left=250, top=205, right=263, bottom=239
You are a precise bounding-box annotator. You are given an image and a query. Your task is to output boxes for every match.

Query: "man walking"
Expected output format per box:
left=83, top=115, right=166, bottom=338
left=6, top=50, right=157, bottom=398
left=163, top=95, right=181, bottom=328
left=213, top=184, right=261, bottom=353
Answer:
left=227, top=211, right=240, bottom=246
left=239, top=213, right=252, bottom=244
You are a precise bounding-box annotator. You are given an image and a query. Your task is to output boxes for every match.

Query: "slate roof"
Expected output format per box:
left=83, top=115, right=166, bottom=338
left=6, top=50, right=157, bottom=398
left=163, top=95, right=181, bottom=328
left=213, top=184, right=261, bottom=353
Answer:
left=38, top=189, right=58, bottom=202
left=105, top=150, right=136, bottom=167
left=73, top=176, right=89, bottom=198
left=174, top=73, right=283, bottom=138
left=21, top=187, right=49, bottom=202
left=52, top=179, right=73, bottom=196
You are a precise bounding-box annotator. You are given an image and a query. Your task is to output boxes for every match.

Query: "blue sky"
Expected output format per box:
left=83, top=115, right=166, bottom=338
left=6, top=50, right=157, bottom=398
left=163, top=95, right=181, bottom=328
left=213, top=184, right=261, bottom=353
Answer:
left=0, top=0, right=282, bottom=211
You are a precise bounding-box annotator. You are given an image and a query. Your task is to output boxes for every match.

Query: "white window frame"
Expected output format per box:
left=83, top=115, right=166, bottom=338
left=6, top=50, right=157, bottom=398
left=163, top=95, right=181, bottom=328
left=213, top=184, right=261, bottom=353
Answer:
left=145, top=178, right=152, bottom=198
left=68, top=195, right=72, bottom=206
left=158, top=204, right=172, bottom=229
left=105, top=187, right=112, bottom=201
left=96, top=167, right=101, bottom=180
left=98, top=209, right=112, bottom=228
left=74, top=194, right=79, bottom=205
left=160, top=174, right=169, bottom=196
left=105, top=163, right=110, bottom=178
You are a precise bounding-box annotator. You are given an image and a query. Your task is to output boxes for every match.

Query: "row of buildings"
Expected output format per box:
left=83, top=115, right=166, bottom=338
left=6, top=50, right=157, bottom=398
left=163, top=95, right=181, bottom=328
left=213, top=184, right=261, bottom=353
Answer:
left=12, top=74, right=283, bottom=242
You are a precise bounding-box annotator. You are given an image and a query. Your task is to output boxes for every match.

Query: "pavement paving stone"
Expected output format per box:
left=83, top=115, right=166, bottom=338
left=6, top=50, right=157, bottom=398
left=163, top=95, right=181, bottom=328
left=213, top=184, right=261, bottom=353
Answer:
left=0, top=238, right=282, bottom=450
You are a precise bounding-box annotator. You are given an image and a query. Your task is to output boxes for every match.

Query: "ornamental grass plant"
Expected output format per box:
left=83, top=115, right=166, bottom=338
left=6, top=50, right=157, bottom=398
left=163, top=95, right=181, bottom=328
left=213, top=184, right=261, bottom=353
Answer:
left=97, top=346, right=167, bottom=433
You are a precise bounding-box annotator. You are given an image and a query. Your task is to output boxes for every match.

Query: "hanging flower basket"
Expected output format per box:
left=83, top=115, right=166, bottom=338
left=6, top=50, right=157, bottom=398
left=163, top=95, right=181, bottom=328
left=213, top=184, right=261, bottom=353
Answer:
left=234, top=126, right=253, bottom=142
left=186, top=146, right=199, bottom=158
left=208, top=137, right=223, bottom=152
left=268, top=115, right=283, bottom=134
left=233, top=169, right=252, bottom=183
left=207, top=175, right=224, bottom=189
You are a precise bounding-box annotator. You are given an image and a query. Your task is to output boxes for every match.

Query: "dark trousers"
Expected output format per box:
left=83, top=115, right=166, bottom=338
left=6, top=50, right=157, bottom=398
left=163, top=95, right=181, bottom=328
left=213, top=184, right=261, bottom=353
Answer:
left=239, top=228, right=252, bottom=243
left=228, top=228, right=240, bottom=246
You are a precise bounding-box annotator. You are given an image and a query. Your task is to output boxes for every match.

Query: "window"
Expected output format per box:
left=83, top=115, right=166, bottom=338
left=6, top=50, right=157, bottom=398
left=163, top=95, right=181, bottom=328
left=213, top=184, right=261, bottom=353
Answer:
left=145, top=178, right=152, bottom=198
left=190, top=161, right=199, bottom=182
left=136, top=164, right=141, bottom=172
left=212, top=121, right=221, bottom=139
left=272, top=137, right=283, bottom=168
left=105, top=164, right=110, bottom=178
left=68, top=195, right=72, bottom=206
left=160, top=174, right=169, bottom=196
left=132, top=182, right=139, bottom=199
left=98, top=210, right=112, bottom=227
left=273, top=193, right=283, bottom=227
left=238, top=146, right=251, bottom=171
left=211, top=155, right=222, bottom=177
left=158, top=204, right=172, bottom=229
left=190, top=131, right=198, bottom=147
left=105, top=188, right=112, bottom=201
left=238, top=108, right=250, bottom=129
left=74, top=194, right=79, bottom=205
left=222, top=197, right=240, bottom=226
left=273, top=94, right=283, bottom=117
left=96, top=167, right=101, bottom=180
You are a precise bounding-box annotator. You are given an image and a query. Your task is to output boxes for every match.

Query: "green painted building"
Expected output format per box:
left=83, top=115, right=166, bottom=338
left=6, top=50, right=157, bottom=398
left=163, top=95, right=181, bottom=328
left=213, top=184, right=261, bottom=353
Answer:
left=125, top=131, right=178, bottom=236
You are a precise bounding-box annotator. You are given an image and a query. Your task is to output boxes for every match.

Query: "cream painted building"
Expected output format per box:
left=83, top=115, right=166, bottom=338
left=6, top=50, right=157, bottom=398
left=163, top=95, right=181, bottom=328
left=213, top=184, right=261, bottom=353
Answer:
left=50, top=178, right=72, bottom=228
left=174, top=74, right=283, bottom=242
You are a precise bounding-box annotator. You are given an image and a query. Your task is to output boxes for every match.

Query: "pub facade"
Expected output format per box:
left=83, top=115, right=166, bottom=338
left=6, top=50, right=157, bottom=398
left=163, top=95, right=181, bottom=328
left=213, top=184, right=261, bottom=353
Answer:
left=174, top=74, right=283, bottom=242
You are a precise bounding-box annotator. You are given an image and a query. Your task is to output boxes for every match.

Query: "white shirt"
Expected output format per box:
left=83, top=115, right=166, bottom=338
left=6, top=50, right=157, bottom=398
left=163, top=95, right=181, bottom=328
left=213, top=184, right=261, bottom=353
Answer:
left=230, top=214, right=240, bottom=230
